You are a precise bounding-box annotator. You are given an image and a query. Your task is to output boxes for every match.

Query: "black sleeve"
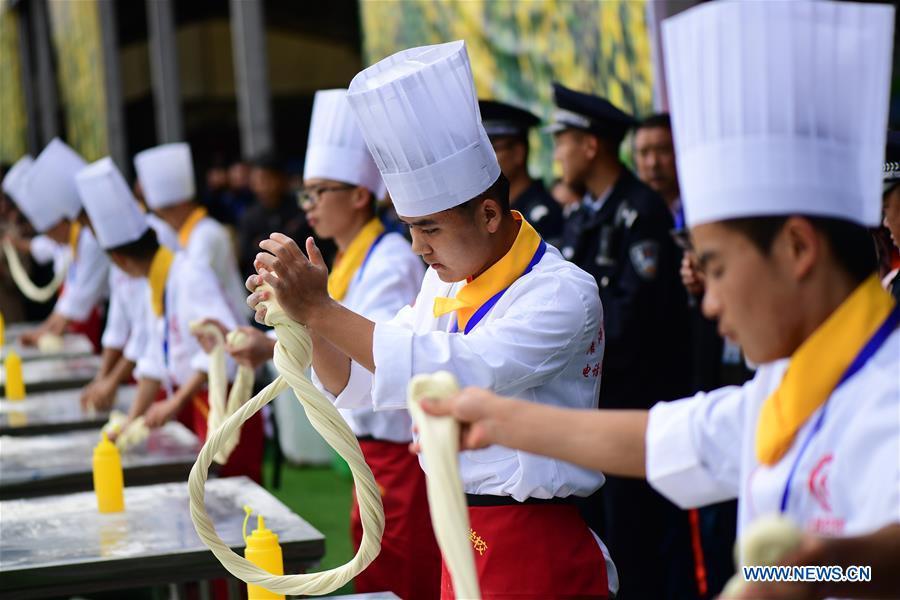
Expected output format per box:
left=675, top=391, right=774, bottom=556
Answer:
left=236, top=210, right=261, bottom=278
left=601, top=198, right=682, bottom=370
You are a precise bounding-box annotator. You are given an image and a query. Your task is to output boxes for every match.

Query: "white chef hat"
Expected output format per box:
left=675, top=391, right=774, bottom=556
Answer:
left=2, top=155, right=37, bottom=222
left=18, top=139, right=86, bottom=232
left=304, top=89, right=384, bottom=196
left=663, top=0, right=894, bottom=228
left=347, top=40, right=501, bottom=217
left=2, top=155, right=33, bottom=201
left=76, top=157, right=148, bottom=250
left=133, top=142, right=196, bottom=209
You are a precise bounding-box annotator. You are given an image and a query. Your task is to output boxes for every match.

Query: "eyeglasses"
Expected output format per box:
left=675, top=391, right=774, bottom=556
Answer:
left=297, top=184, right=354, bottom=209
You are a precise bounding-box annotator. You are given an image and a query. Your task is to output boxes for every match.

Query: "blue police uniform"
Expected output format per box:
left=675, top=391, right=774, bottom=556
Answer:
left=551, top=82, right=701, bottom=600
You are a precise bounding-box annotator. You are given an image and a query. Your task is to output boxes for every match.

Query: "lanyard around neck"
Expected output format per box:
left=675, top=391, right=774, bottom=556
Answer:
left=779, top=304, right=900, bottom=513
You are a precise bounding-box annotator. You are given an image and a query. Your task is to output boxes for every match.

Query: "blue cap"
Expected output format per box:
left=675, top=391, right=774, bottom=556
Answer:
left=547, top=83, right=637, bottom=140
left=479, top=99, right=540, bottom=138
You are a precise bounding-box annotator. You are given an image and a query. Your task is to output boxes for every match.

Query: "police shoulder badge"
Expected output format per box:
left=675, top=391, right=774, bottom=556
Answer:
left=529, top=204, right=549, bottom=223
left=629, top=240, right=660, bottom=280
left=615, top=201, right=639, bottom=229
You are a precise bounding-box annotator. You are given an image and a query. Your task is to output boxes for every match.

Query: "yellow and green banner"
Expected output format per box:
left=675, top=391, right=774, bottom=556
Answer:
left=0, top=2, right=28, bottom=164
left=47, top=0, right=108, bottom=161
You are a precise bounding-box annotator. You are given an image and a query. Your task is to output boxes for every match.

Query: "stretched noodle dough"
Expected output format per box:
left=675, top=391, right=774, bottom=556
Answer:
left=188, top=321, right=255, bottom=465
left=407, top=371, right=480, bottom=599
left=187, top=284, right=385, bottom=596
left=3, top=239, right=68, bottom=303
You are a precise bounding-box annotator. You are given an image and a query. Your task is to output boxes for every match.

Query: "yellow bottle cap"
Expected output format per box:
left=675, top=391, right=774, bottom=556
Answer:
left=243, top=507, right=280, bottom=546
left=95, top=431, right=119, bottom=456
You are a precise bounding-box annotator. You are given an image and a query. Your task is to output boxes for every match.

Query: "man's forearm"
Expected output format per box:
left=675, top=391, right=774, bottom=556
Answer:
left=170, top=371, right=207, bottom=413
left=310, top=332, right=352, bottom=397
left=109, top=356, right=135, bottom=386
left=44, top=312, right=68, bottom=336
left=493, top=400, right=649, bottom=477
left=99, top=347, right=123, bottom=378
left=308, top=301, right=376, bottom=372
left=129, top=377, right=161, bottom=419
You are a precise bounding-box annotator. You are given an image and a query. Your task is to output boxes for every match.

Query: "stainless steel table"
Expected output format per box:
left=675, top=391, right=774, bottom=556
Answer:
left=3, top=321, right=40, bottom=339
left=0, top=385, right=137, bottom=436
left=0, top=421, right=200, bottom=499
left=0, top=354, right=102, bottom=395
left=0, top=477, right=325, bottom=599
left=1, top=332, right=94, bottom=362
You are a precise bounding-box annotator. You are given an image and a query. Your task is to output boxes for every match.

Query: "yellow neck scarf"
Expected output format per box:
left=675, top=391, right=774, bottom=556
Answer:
left=69, top=221, right=82, bottom=260
left=756, top=274, right=896, bottom=465
left=327, top=218, right=385, bottom=302
left=178, top=206, right=208, bottom=248
left=433, top=211, right=541, bottom=332
left=148, top=246, right=175, bottom=317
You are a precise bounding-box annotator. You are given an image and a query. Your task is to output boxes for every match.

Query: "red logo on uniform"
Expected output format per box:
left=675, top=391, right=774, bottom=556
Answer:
left=808, top=454, right=833, bottom=512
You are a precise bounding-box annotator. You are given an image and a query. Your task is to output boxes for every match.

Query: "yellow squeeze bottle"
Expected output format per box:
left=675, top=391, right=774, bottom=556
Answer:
left=243, top=507, right=285, bottom=600
left=92, top=432, right=125, bottom=513
left=4, top=351, right=25, bottom=400
left=0, top=311, right=5, bottom=347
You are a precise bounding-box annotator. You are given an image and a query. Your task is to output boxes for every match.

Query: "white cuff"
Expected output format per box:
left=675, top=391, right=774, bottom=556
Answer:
left=55, top=291, right=94, bottom=321
left=101, top=328, right=128, bottom=352
left=312, top=360, right=375, bottom=410
left=29, top=236, right=60, bottom=265
left=646, top=399, right=736, bottom=509
left=190, top=350, right=211, bottom=375
left=310, top=368, right=337, bottom=402
left=135, top=354, right=165, bottom=382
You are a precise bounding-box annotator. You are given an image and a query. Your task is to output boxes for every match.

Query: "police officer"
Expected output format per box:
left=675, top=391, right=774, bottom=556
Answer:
left=550, top=83, right=697, bottom=599
left=480, top=99, right=564, bottom=244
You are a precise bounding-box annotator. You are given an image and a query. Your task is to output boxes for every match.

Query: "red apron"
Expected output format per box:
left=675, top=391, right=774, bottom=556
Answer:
left=351, top=438, right=442, bottom=600
left=67, top=305, right=103, bottom=352
left=54, top=279, right=103, bottom=352
left=441, top=501, right=609, bottom=600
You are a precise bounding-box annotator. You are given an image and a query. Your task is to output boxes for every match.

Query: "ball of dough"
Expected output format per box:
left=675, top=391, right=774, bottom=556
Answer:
left=102, top=410, right=150, bottom=451
left=37, top=333, right=64, bottom=353
left=737, top=513, right=803, bottom=567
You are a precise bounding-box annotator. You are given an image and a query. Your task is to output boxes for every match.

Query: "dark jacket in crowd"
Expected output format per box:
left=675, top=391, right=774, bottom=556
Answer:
left=237, top=195, right=334, bottom=279
left=561, top=167, right=692, bottom=408
left=514, top=180, right=564, bottom=246
left=561, top=167, right=698, bottom=600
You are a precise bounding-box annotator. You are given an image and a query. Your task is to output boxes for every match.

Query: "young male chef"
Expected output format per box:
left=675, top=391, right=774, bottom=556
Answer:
left=248, top=41, right=618, bottom=598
